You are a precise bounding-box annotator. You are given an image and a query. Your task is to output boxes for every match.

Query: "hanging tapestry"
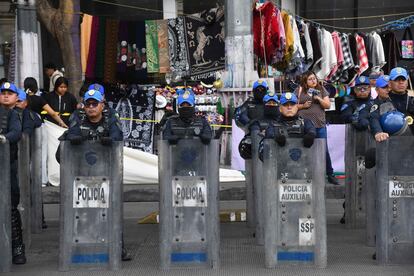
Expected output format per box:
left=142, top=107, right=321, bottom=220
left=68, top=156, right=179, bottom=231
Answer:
left=105, top=84, right=155, bottom=153
left=168, top=16, right=190, bottom=77
left=145, top=20, right=160, bottom=73
left=184, top=6, right=225, bottom=80
left=157, top=20, right=170, bottom=73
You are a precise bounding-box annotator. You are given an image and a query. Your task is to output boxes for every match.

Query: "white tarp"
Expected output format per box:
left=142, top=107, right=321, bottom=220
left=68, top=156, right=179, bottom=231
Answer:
left=44, top=121, right=245, bottom=186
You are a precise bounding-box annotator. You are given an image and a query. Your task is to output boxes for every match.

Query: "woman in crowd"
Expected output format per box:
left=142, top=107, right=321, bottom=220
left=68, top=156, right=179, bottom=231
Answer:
left=42, top=77, right=77, bottom=126
left=23, top=77, right=68, bottom=128
left=296, top=71, right=338, bottom=185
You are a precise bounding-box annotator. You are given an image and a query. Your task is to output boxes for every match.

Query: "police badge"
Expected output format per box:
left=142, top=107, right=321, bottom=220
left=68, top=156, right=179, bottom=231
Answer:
left=289, top=148, right=302, bottom=161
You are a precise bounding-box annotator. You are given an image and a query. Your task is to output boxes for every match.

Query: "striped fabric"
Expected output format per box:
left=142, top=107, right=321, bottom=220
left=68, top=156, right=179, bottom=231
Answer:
left=330, top=33, right=354, bottom=82
left=356, top=34, right=369, bottom=75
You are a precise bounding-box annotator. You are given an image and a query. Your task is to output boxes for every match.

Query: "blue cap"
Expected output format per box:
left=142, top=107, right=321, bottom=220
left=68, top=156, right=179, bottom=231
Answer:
left=0, top=82, right=18, bottom=94
left=389, top=67, right=408, bottom=80
left=279, top=92, right=298, bottom=105
left=88, top=83, right=105, bottom=96
left=375, top=75, right=390, bottom=88
left=17, top=88, right=27, bottom=101
left=177, top=90, right=195, bottom=106
left=355, top=76, right=370, bottom=86
left=253, top=79, right=269, bottom=90
left=84, top=89, right=103, bottom=102
left=263, top=93, right=279, bottom=104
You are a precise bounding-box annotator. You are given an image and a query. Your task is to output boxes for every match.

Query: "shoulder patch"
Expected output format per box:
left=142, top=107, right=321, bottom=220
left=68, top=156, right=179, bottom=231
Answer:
left=370, top=104, right=378, bottom=113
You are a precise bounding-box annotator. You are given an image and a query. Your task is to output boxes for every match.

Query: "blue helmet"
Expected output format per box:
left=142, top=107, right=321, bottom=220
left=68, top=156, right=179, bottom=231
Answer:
left=84, top=89, right=103, bottom=102
left=279, top=92, right=298, bottom=105
left=380, top=111, right=409, bottom=136
left=253, top=79, right=269, bottom=90
left=88, top=83, right=104, bottom=96
left=263, top=93, right=279, bottom=104
left=177, top=90, right=195, bottom=107
left=355, top=76, right=370, bottom=86
left=375, top=75, right=390, bottom=88
left=17, top=88, right=27, bottom=101
left=0, top=82, right=18, bottom=94
left=389, top=67, right=408, bottom=80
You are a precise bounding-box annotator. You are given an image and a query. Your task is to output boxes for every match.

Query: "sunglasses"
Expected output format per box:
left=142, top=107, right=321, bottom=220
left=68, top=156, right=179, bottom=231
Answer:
left=84, top=102, right=100, bottom=108
left=355, top=86, right=370, bottom=91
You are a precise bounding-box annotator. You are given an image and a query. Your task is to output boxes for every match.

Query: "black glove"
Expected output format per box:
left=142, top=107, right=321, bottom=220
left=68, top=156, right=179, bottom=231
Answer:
left=100, top=136, right=113, bottom=146
left=303, top=132, right=315, bottom=148
left=69, top=135, right=83, bottom=145
left=167, top=135, right=179, bottom=145
left=275, top=134, right=286, bottom=147
left=364, top=147, right=376, bottom=169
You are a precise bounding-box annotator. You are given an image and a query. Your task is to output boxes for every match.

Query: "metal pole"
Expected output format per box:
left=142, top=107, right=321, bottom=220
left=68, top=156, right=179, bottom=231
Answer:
left=0, top=143, right=11, bottom=272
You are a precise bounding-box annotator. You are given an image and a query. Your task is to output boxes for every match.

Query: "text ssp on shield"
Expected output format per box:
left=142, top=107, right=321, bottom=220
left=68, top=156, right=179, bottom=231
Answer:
left=73, top=176, right=110, bottom=208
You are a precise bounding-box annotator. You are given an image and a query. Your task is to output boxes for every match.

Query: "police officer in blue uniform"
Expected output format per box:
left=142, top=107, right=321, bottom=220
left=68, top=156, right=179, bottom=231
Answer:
left=15, top=89, right=42, bottom=135
left=256, top=93, right=279, bottom=161
left=0, top=82, right=25, bottom=264
left=370, top=67, right=414, bottom=142
left=265, top=92, right=316, bottom=148
left=163, top=89, right=212, bottom=144
left=236, top=80, right=269, bottom=159
left=341, top=76, right=373, bottom=131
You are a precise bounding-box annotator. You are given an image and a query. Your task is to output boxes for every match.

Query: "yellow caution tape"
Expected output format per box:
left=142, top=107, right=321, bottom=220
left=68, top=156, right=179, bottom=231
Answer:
left=40, top=111, right=71, bottom=116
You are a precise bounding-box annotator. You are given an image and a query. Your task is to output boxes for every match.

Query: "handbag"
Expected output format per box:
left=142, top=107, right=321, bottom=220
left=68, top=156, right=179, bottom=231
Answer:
left=401, top=27, right=414, bottom=59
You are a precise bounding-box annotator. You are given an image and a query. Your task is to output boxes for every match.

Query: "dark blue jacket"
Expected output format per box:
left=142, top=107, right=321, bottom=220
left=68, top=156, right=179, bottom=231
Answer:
left=340, top=97, right=373, bottom=131
left=163, top=115, right=212, bottom=144
left=265, top=115, right=316, bottom=139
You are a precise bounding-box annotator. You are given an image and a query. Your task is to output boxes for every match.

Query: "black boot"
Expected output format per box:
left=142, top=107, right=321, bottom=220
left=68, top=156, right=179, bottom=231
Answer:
left=122, top=247, right=132, bottom=261
left=12, top=208, right=26, bottom=265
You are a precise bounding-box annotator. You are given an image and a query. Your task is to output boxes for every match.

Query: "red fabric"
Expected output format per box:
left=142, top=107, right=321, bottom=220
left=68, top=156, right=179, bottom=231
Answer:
left=356, top=34, right=369, bottom=75
left=253, top=2, right=281, bottom=63
left=85, top=16, right=100, bottom=79
left=328, top=32, right=344, bottom=79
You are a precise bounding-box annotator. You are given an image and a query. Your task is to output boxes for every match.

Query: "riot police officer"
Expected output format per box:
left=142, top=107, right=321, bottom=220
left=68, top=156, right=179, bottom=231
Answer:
left=341, top=76, right=373, bottom=131
left=369, top=67, right=414, bottom=142
left=265, top=92, right=316, bottom=148
left=257, top=93, right=279, bottom=162
left=15, top=89, right=42, bottom=135
left=163, top=89, right=212, bottom=144
left=0, top=82, right=25, bottom=264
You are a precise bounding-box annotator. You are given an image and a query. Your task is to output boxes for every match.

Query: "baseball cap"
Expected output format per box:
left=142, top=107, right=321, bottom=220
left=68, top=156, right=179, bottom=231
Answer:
left=253, top=79, right=269, bottom=90
left=88, top=83, right=105, bottom=96
left=263, top=92, right=279, bottom=104
left=84, top=89, right=103, bottom=102
left=0, top=82, right=18, bottom=94
left=17, top=88, right=27, bottom=101
left=355, top=76, right=370, bottom=86
left=279, top=92, right=298, bottom=105
left=389, top=67, right=408, bottom=81
left=375, top=75, right=390, bottom=88
left=177, top=90, right=195, bottom=106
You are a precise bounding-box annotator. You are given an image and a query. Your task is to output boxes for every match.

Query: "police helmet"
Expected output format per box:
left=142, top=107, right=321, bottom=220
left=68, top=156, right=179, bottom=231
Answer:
left=380, top=111, right=409, bottom=136
left=177, top=90, right=195, bottom=107
left=238, top=136, right=252, bottom=160
left=88, top=83, right=105, bottom=96
left=355, top=76, right=370, bottom=86
left=253, top=79, right=269, bottom=90
left=263, top=93, right=279, bottom=105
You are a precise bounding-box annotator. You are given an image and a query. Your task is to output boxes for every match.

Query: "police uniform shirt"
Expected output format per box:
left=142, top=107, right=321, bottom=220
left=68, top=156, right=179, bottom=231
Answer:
left=42, top=91, right=78, bottom=125
left=340, top=97, right=372, bottom=130
left=163, top=115, right=212, bottom=142
left=369, top=97, right=392, bottom=135
left=265, top=115, right=316, bottom=139
left=389, top=92, right=414, bottom=116
left=234, top=98, right=265, bottom=129
left=15, top=107, right=42, bottom=136
left=0, top=107, right=22, bottom=161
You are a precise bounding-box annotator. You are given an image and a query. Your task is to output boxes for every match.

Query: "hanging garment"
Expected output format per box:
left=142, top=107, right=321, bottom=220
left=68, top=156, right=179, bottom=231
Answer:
left=85, top=16, right=99, bottom=79
left=327, top=31, right=344, bottom=80
left=116, top=21, right=129, bottom=74
left=275, top=10, right=294, bottom=70
left=315, top=28, right=337, bottom=80
left=103, top=19, right=119, bottom=83
left=168, top=16, right=190, bottom=77
left=253, top=2, right=282, bottom=64
left=157, top=20, right=170, bottom=74
left=401, top=27, right=414, bottom=59
left=367, top=32, right=386, bottom=69
left=348, top=34, right=358, bottom=67
left=80, top=14, right=93, bottom=75
left=331, top=32, right=355, bottom=83
left=275, top=8, right=286, bottom=63
left=355, top=34, right=369, bottom=75
left=309, top=24, right=322, bottom=71
left=95, top=17, right=106, bottom=79
left=380, top=31, right=401, bottom=74
left=300, top=21, right=313, bottom=71
left=359, top=33, right=372, bottom=69
left=184, top=6, right=225, bottom=80
left=145, top=20, right=160, bottom=73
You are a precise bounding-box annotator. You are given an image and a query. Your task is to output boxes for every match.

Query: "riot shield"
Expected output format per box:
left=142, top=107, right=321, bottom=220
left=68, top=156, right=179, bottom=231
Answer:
left=245, top=159, right=255, bottom=229
left=344, top=125, right=367, bottom=229
left=30, top=127, right=43, bottom=234
left=0, top=142, right=11, bottom=272
left=251, top=129, right=264, bottom=244
left=376, top=136, right=414, bottom=265
left=18, top=133, right=31, bottom=248
left=159, top=139, right=219, bottom=269
left=263, top=138, right=327, bottom=268
left=59, top=141, right=123, bottom=271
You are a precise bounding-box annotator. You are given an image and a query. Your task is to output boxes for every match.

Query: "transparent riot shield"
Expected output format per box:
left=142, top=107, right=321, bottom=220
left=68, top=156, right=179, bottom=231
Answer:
left=245, top=159, right=255, bottom=229
left=263, top=138, right=327, bottom=268
left=376, top=136, right=414, bottom=265
left=251, top=129, right=264, bottom=244
left=30, top=127, right=43, bottom=234
left=344, top=125, right=367, bottom=229
left=59, top=141, right=123, bottom=271
left=159, top=139, right=219, bottom=269
left=365, top=133, right=376, bottom=247
left=0, top=142, right=11, bottom=272
left=18, top=133, right=31, bottom=248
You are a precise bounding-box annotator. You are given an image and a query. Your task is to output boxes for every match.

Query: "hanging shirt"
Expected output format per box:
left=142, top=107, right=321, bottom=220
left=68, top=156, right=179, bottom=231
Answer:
left=369, top=32, right=386, bottom=69
left=275, top=10, right=294, bottom=70
left=286, top=15, right=305, bottom=75
left=315, top=29, right=337, bottom=80
left=355, top=34, right=369, bottom=75
left=309, top=25, right=323, bottom=70
left=327, top=32, right=344, bottom=80
left=380, top=31, right=401, bottom=74
left=301, top=21, right=313, bottom=70
left=331, top=33, right=355, bottom=83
